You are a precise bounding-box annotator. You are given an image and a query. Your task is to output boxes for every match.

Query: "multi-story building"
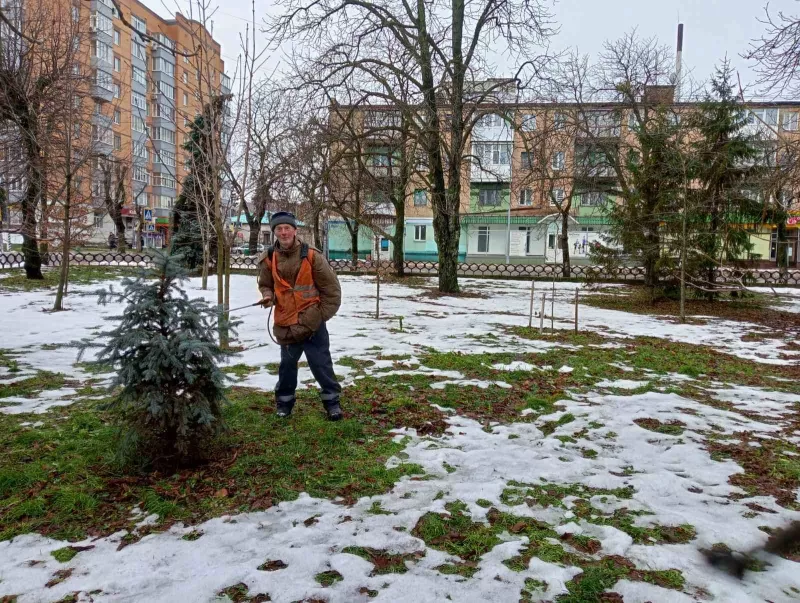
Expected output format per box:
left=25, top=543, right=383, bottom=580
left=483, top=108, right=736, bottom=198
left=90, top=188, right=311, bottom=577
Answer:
left=0, top=0, right=229, bottom=249
left=326, top=87, right=800, bottom=267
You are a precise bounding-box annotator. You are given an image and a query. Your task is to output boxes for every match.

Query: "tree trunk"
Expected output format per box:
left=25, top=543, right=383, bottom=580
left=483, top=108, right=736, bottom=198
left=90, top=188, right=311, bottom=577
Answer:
left=776, top=216, right=789, bottom=284
left=54, top=176, right=72, bottom=311
left=560, top=211, right=571, bottom=278
left=393, top=199, right=405, bottom=277
left=350, top=222, right=360, bottom=266
left=21, top=119, right=43, bottom=279
left=248, top=222, right=260, bottom=255
left=215, top=211, right=228, bottom=348
left=201, top=242, right=209, bottom=290
left=114, top=212, right=126, bottom=252
left=313, top=210, right=322, bottom=249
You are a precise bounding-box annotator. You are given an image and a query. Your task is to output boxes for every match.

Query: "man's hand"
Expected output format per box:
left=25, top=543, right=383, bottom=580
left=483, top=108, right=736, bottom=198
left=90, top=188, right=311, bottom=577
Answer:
left=258, top=296, right=273, bottom=308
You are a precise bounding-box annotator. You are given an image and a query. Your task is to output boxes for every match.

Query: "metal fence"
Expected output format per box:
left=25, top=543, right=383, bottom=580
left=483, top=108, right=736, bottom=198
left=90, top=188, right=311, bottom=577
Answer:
left=3, top=251, right=800, bottom=285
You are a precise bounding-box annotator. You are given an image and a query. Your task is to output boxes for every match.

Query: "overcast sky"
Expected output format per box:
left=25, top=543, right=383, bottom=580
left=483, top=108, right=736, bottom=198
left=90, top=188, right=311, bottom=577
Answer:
left=144, top=0, right=799, bottom=97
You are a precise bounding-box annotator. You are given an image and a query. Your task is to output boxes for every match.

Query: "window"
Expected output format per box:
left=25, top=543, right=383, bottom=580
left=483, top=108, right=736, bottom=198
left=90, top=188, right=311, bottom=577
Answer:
left=154, top=174, right=175, bottom=188
left=156, top=195, right=173, bottom=209
left=783, top=111, right=799, bottom=132
left=111, top=56, right=119, bottom=72
left=133, top=142, right=149, bottom=160
left=520, top=113, right=536, bottom=131
left=519, top=226, right=533, bottom=254
left=580, top=191, right=604, bottom=206
left=133, top=166, right=150, bottom=183
left=520, top=151, right=533, bottom=170
left=92, top=40, right=112, bottom=63
left=132, top=15, right=146, bottom=35
left=554, top=112, right=567, bottom=130
left=155, top=150, right=176, bottom=167
left=414, top=225, right=427, bottom=241
left=473, top=142, right=511, bottom=166
left=132, top=41, right=146, bottom=60
left=364, top=110, right=401, bottom=128
left=94, top=70, right=113, bottom=91
left=156, top=104, right=175, bottom=122
left=114, top=110, right=121, bottom=124
left=73, top=123, right=81, bottom=138
left=477, top=226, right=490, bottom=253
left=413, top=189, right=427, bottom=207
left=183, top=71, right=188, bottom=84
left=152, top=58, right=175, bottom=76
left=94, top=213, right=104, bottom=228
left=113, top=82, right=121, bottom=98
left=478, top=187, right=502, bottom=207
left=132, top=115, right=146, bottom=133
left=132, top=66, right=146, bottom=86
left=92, top=125, right=113, bottom=145
left=548, top=233, right=556, bottom=249
left=158, top=81, right=175, bottom=99
left=183, top=92, right=188, bottom=106
left=477, top=113, right=502, bottom=128
left=113, top=28, right=120, bottom=45
left=519, top=188, right=533, bottom=206
left=131, top=91, right=147, bottom=111
left=94, top=101, right=102, bottom=115
left=748, top=108, right=779, bottom=127
left=114, top=134, right=121, bottom=150
left=551, top=188, right=565, bottom=206
left=552, top=152, right=565, bottom=171
left=73, top=97, right=82, bottom=109
left=183, top=51, right=189, bottom=63
left=154, top=127, right=175, bottom=144
left=90, top=12, right=112, bottom=35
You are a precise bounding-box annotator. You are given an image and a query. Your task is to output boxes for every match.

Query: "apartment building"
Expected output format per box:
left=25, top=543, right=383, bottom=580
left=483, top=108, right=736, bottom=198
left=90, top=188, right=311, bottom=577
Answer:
left=326, top=90, right=800, bottom=267
left=0, top=0, right=230, bottom=249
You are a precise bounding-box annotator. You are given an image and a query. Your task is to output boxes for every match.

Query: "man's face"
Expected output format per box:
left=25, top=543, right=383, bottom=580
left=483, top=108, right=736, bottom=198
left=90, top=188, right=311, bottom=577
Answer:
left=275, top=224, right=297, bottom=247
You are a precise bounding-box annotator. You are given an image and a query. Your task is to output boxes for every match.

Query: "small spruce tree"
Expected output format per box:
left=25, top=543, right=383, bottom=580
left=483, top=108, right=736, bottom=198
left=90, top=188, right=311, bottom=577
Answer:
left=87, top=251, right=233, bottom=466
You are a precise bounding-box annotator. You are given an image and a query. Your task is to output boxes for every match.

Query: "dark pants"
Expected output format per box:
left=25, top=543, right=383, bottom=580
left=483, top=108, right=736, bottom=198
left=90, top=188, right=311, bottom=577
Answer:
left=275, top=322, right=341, bottom=408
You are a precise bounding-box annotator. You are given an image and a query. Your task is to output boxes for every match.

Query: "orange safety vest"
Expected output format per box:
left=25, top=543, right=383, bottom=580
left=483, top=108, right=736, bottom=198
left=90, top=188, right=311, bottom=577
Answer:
left=265, top=245, right=320, bottom=327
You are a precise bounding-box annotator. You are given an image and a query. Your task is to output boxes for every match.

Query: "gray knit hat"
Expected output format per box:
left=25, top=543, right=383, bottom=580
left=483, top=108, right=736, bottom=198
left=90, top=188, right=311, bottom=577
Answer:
left=269, top=211, right=297, bottom=232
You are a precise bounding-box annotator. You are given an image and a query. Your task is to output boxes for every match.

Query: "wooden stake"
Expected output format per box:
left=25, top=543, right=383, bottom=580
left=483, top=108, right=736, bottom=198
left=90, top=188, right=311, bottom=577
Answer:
left=540, top=293, right=546, bottom=332
left=528, top=280, right=535, bottom=328
left=550, top=279, right=555, bottom=332
left=574, top=288, right=579, bottom=333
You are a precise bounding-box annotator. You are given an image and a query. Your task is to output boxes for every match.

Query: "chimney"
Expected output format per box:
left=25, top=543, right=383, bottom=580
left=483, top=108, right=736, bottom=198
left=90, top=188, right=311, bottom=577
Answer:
left=675, top=23, right=684, bottom=101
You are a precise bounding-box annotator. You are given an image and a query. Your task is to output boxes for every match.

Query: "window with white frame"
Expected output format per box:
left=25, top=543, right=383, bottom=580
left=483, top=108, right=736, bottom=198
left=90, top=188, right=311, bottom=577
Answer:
left=133, top=142, right=149, bottom=160
left=114, top=110, right=120, bottom=125
left=520, top=113, right=536, bottom=131
left=519, top=188, right=533, bottom=206
left=91, top=180, right=103, bottom=197
left=158, top=81, right=175, bottom=99
left=92, top=125, right=113, bottom=145
left=472, top=142, right=511, bottom=166
left=133, top=165, right=150, bottom=183
left=113, top=56, right=120, bottom=72
left=94, top=212, right=104, bottom=228
left=90, top=12, right=112, bottom=35
left=132, top=41, right=146, bottom=60
left=477, top=113, right=503, bottom=128
left=73, top=123, right=81, bottom=138
left=72, top=5, right=79, bottom=22
left=113, top=28, right=120, bottom=45
left=131, top=15, right=146, bottom=35
left=114, top=135, right=121, bottom=150
left=182, top=72, right=188, bottom=84
left=478, top=187, right=502, bottom=207
left=154, top=127, right=175, bottom=144
left=156, top=104, right=175, bottom=121
left=92, top=40, right=112, bottom=63
left=154, top=174, right=175, bottom=188
left=156, top=195, right=173, bottom=208
left=94, top=101, right=101, bottom=115
left=155, top=150, right=176, bottom=167
left=748, top=108, right=779, bottom=127
left=131, top=91, right=147, bottom=111
left=552, top=151, right=565, bottom=171
left=132, top=66, right=146, bottom=86
left=414, top=224, right=427, bottom=241
left=183, top=92, right=188, bottom=106
left=477, top=226, right=490, bottom=253
left=94, top=70, right=113, bottom=91
left=113, top=82, right=121, bottom=98
left=550, top=188, right=565, bottom=206
left=580, top=191, right=604, bottom=206
left=132, top=115, right=146, bottom=133
left=553, top=112, right=567, bottom=130
left=152, top=58, right=175, bottom=76
left=521, top=151, right=534, bottom=170
left=413, top=189, right=427, bottom=207
left=782, top=111, right=799, bottom=131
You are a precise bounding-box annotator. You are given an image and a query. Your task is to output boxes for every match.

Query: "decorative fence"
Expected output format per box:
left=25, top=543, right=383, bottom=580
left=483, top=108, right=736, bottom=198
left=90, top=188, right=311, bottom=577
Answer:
left=3, top=251, right=800, bottom=286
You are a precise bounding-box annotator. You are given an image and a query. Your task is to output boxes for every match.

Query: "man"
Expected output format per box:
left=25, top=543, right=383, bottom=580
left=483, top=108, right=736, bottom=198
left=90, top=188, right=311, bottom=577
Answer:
left=257, top=211, right=343, bottom=420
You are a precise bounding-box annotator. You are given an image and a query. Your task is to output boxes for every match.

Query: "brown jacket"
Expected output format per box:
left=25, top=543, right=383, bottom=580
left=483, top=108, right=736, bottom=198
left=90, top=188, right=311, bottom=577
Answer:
left=257, top=238, right=341, bottom=345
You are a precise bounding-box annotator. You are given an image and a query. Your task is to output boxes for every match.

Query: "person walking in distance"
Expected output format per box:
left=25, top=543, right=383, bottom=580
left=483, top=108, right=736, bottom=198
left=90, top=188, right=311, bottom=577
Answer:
left=257, top=212, right=343, bottom=420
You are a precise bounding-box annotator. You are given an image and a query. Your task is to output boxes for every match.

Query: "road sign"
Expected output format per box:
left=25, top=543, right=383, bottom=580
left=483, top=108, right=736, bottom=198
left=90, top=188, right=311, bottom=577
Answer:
left=144, top=209, right=153, bottom=221
left=145, top=224, right=155, bottom=232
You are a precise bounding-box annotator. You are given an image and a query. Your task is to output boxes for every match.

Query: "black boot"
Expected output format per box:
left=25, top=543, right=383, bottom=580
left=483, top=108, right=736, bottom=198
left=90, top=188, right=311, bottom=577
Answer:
left=324, top=399, right=343, bottom=421
left=276, top=397, right=295, bottom=418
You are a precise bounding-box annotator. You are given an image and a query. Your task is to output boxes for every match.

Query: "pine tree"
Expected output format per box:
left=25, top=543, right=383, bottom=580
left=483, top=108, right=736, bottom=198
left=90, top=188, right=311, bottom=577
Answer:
left=171, top=110, right=220, bottom=270
left=86, top=251, right=233, bottom=466
left=688, top=63, right=767, bottom=299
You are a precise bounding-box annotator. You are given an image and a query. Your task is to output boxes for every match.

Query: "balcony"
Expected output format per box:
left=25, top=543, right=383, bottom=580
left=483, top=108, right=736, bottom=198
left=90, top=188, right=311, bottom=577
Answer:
left=91, top=84, right=114, bottom=103
left=471, top=163, right=511, bottom=183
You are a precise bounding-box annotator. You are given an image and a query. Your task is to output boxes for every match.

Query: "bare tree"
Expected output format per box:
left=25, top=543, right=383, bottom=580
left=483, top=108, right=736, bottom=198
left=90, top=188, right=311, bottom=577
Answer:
left=746, top=4, right=800, bottom=98
left=269, top=0, right=555, bottom=293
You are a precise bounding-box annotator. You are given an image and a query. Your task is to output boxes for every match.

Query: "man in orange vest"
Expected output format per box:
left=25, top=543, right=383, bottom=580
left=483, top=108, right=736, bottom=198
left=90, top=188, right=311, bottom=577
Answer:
left=257, top=212, right=343, bottom=420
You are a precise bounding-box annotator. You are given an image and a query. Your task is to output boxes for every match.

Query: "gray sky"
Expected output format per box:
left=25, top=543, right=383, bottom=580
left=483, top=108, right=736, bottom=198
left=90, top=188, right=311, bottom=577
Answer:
left=142, top=0, right=799, bottom=97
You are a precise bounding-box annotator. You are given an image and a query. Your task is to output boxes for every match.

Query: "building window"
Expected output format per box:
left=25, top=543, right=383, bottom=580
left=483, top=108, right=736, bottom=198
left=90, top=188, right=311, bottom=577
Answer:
left=782, top=111, right=799, bottom=132
left=132, top=40, right=146, bottom=60
left=94, top=70, right=113, bottom=91
left=93, top=125, right=113, bottom=145
left=73, top=123, right=81, bottom=138
left=473, top=142, right=511, bottom=166
left=72, top=5, right=79, bottom=22
left=554, top=112, right=567, bottom=130
left=114, top=134, right=121, bottom=150
left=114, top=110, right=121, bottom=124
left=132, top=115, right=146, bottom=133
left=520, top=151, right=533, bottom=170
left=548, top=233, right=556, bottom=249
left=478, top=187, right=502, bottom=207
left=158, top=81, right=175, bottom=99
left=133, top=166, right=150, bottom=183
left=156, top=195, right=173, bottom=209
left=519, top=188, right=533, bottom=206
left=518, top=226, right=533, bottom=254
left=132, top=66, right=146, bottom=86
left=133, top=142, right=149, bottom=160
left=748, top=108, right=779, bottom=127
left=132, top=15, right=146, bottom=34
left=94, top=101, right=102, bottom=115
left=551, top=188, right=565, bottom=206
left=580, top=191, right=603, bottom=206
left=155, top=150, right=176, bottom=167
left=477, top=226, right=490, bottom=253
left=90, top=12, right=112, bottom=35
left=92, top=40, right=112, bottom=63
left=113, top=82, right=121, bottom=98
left=520, top=113, right=536, bottom=131
left=131, top=91, right=147, bottom=111
left=477, top=113, right=502, bottom=128
left=113, top=56, right=120, bottom=72
left=156, top=103, right=175, bottom=122
left=94, top=213, right=104, bottom=228
left=113, top=28, right=120, bottom=45
left=413, top=189, right=427, bottom=207
left=152, top=58, right=175, bottom=76
left=183, top=71, right=188, bottom=84
left=414, top=225, right=427, bottom=241
left=154, top=174, right=176, bottom=188
left=552, top=152, right=565, bottom=171
left=154, top=127, right=176, bottom=144
left=183, top=92, right=188, bottom=106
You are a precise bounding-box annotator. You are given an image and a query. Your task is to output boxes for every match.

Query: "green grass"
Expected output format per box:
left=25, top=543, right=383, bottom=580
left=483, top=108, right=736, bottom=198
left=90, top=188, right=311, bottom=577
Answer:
left=0, top=266, right=142, bottom=292
left=315, top=569, right=343, bottom=587
left=0, top=386, right=425, bottom=542
left=411, top=501, right=502, bottom=562
left=51, top=547, right=79, bottom=563
left=341, top=546, right=422, bottom=575
left=0, top=371, right=68, bottom=399
left=221, top=364, right=259, bottom=379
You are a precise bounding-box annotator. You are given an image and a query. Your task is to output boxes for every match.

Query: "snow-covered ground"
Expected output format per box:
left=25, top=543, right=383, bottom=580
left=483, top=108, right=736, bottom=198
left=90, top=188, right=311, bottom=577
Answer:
left=1, top=274, right=799, bottom=602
